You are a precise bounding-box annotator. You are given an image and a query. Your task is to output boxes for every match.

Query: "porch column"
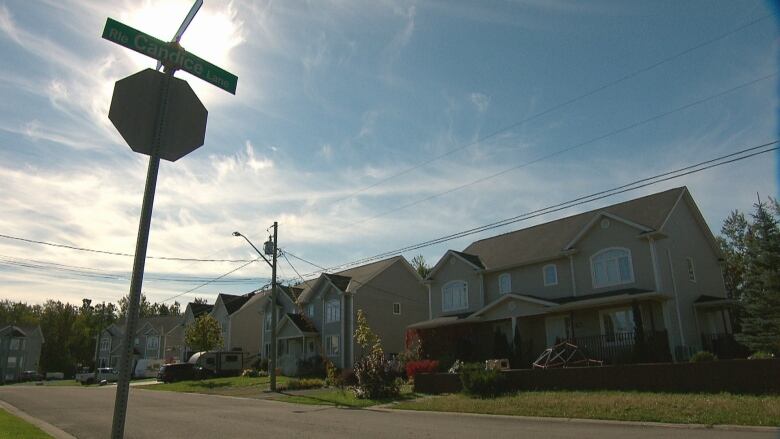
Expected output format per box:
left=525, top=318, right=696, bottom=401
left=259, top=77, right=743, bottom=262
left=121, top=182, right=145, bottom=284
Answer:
left=510, top=317, right=517, bottom=344
left=720, top=308, right=730, bottom=334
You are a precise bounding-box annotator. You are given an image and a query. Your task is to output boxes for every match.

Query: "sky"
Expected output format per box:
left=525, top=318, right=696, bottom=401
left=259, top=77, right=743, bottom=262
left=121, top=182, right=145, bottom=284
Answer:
left=0, top=0, right=777, bottom=307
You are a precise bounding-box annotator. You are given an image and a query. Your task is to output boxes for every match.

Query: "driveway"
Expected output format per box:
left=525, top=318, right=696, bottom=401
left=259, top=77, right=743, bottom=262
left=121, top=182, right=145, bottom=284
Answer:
left=0, top=386, right=776, bottom=439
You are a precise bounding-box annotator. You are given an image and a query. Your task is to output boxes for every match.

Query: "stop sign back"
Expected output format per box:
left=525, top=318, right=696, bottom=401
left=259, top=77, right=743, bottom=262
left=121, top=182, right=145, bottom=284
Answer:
left=109, top=69, right=208, bottom=162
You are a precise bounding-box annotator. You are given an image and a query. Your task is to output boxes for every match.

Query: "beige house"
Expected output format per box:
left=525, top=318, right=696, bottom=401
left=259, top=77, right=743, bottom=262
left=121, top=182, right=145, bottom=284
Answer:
left=0, top=324, right=44, bottom=382
left=261, top=256, right=428, bottom=375
left=209, top=293, right=253, bottom=351
left=412, top=187, right=734, bottom=365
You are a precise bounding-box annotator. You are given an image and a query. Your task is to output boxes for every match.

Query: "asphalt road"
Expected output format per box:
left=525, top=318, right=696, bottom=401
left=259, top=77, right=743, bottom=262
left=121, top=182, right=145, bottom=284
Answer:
left=0, top=386, right=777, bottom=439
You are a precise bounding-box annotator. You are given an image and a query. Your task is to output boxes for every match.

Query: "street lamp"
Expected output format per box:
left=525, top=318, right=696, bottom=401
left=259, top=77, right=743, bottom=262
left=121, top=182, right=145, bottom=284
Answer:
left=233, top=223, right=278, bottom=391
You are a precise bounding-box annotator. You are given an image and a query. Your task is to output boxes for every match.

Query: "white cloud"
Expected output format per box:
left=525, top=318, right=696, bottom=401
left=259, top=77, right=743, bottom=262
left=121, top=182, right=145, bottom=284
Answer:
left=320, top=143, right=334, bottom=159
left=470, top=92, right=490, bottom=113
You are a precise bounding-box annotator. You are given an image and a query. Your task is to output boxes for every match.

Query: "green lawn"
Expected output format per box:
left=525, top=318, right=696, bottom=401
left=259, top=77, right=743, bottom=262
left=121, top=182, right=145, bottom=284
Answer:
left=394, top=391, right=780, bottom=426
left=274, top=386, right=418, bottom=408
left=9, top=380, right=80, bottom=387
left=0, top=408, right=51, bottom=439
left=147, top=375, right=290, bottom=397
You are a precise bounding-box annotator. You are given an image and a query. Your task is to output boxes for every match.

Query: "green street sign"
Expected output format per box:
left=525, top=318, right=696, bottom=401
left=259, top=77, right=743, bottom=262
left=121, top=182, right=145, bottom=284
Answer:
left=102, top=18, right=237, bottom=95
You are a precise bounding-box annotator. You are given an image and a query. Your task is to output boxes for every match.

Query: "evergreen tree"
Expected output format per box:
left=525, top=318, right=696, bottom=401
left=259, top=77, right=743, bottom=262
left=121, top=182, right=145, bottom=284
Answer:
left=735, top=200, right=780, bottom=354
left=718, top=210, right=749, bottom=300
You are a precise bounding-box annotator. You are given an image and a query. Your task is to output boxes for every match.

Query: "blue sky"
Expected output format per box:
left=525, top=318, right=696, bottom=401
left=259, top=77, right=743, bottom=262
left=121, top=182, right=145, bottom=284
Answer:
left=0, top=0, right=777, bottom=306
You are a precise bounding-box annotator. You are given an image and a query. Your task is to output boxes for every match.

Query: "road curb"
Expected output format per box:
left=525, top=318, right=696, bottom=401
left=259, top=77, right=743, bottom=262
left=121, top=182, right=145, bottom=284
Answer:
left=0, top=399, right=78, bottom=439
left=379, top=406, right=780, bottom=433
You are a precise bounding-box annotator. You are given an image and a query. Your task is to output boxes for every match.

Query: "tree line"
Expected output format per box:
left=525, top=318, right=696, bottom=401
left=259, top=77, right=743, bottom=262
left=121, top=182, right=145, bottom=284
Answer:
left=0, top=294, right=182, bottom=375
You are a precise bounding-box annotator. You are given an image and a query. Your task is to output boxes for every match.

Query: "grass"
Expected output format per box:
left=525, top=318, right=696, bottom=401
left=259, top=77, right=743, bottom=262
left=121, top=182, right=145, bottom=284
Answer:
left=9, top=380, right=80, bottom=387
left=147, top=375, right=290, bottom=397
left=0, top=408, right=52, bottom=439
left=274, top=385, right=419, bottom=408
left=394, top=390, right=780, bottom=427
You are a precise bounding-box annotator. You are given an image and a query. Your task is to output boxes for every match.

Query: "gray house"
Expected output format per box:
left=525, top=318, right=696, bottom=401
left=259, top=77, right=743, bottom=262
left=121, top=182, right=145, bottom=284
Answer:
left=411, top=187, right=734, bottom=365
left=97, top=316, right=184, bottom=371
left=261, top=256, right=428, bottom=375
left=0, top=324, right=44, bottom=382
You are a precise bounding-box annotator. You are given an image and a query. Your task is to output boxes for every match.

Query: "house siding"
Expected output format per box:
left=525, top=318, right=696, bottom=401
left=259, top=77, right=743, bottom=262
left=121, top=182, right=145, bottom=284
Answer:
left=352, top=260, right=428, bottom=360
left=484, top=258, right=573, bottom=303
left=429, top=255, right=482, bottom=318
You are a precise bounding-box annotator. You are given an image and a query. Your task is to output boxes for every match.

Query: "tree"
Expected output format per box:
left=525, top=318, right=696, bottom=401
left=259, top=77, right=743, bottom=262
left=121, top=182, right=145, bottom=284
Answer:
left=184, top=315, right=223, bottom=353
left=735, top=199, right=780, bottom=354
left=193, top=297, right=209, bottom=305
left=411, top=254, right=432, bottom=279
left=718, top=210, right=749, bottom=300
left=352, top=309, right=399, bottom=399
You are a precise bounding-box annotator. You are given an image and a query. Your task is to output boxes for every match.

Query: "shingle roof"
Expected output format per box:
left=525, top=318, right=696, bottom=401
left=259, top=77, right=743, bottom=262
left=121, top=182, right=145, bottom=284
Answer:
left=452, top=251, right=485, bottom=269
left=539, top=288, right=652, bottom=305
left=297, top=256, right=404, bottom=303
left=285, top=313, right=318, bottom=333
left=189, top=303, right=213, bottom=317
left=114, top=315, right=183, bottom=334
left=216, top=293, right=253, bottom=315
left=462, top=187, right=684, bottom=270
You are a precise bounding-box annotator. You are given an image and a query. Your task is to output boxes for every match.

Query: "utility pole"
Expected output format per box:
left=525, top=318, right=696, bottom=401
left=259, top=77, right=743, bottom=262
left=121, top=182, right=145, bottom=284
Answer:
left=270, top=221, right=278, bottom=392
left=232, top=224, right=279, bottom=391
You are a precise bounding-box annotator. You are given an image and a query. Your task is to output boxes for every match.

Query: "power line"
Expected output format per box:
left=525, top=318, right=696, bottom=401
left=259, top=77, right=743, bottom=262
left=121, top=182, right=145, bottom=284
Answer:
left=160, top=258, right=261, bottom=303
left=294, top=139, right=778, bottom=276
left=0, top=233, right=254, bottom=263
left=349, top=71, right=777, bottom=226
left=322, top=13, right=773, bottom=208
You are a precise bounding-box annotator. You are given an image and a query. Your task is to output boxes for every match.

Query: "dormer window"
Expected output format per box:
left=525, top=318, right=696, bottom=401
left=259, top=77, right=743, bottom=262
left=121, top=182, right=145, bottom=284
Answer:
left=591, top=248, right=634, bottom=288
left=498, top=273, right=511, bottom=294
left=543, top=264, right=558, bottom=286
left=442, top=280, right=468, bottom=312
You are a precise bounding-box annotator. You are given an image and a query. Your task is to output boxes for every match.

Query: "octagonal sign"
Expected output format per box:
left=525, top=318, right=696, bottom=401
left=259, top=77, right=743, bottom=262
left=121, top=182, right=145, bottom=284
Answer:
left=109, top=68, right=208, bottom=162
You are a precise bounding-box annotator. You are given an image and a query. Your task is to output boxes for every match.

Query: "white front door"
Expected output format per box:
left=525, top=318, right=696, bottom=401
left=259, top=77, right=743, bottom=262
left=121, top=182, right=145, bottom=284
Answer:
left=545, top=315, right=570, bottom=347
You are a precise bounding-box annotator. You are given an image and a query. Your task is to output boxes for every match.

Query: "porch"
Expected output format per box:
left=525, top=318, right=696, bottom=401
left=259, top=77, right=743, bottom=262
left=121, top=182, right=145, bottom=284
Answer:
left=408, top=294, right=672, bottom=368
left=275, top=313, right=320, bottom=376
left=694, top=295, right=749, bottom=359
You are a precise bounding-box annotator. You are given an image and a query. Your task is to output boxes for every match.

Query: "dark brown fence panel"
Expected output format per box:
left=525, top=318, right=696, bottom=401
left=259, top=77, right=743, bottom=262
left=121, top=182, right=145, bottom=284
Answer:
left=414, top=359, right=780, bottom=395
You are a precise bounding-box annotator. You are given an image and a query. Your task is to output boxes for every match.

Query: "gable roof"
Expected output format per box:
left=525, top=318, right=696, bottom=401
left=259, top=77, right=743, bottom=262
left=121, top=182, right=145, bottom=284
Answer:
left=297, top=256, right=405, bottom=303
left=284, top=313, right=318, bottom=333
left=214, top=293, right=254, bottom=315
left=188, top=303, right=213, bottom=317
left=462, top=187, right=685, bottom=270
left=113, top=315, right=183, bottom=335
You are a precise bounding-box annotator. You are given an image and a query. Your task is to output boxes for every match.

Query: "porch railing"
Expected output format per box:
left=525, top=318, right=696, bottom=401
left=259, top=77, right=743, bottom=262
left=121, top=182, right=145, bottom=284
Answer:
left=561, top=330, right=671, bottom=365
left=700, top=333, right=750, bottom=359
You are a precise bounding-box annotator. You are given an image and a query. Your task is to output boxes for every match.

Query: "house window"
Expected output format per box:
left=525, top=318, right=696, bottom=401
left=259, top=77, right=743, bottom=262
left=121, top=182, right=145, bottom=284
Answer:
left=326, top=335, right=340, bottom=356
left=393, top=303, right=401, bottom=315
left=442, top=281, right=468, bottom=312
left=307, top=304, right=315, bottom=317
left=599, top=308, right=634, bottom=343
left=100, top=338, right=110, bottom=351
left=264, top=343, right=271, bottom=358
left=146, top=336, right=159, bottom=351
left=325, top=299, right=340, bottom=323
left=498, top=273, right=511, bottom=294
left=264, top=312, right=272, bottom=331
left=686, top=257, right=696, bottom=282
left=543, top=264, right=558, bottom=286
left=591, top=248, right=634, bottom=288
left=7, top=357, right=17, bottom=367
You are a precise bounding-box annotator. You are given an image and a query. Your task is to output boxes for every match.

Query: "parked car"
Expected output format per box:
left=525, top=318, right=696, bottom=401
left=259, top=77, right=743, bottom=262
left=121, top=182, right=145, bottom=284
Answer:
left=20, top=370, right=43, bottom=382
left=76, top=367, right=119, bottom=385
left=45, top=372, right=64, bottom=380
left=157, top=363, right=203, bottom=383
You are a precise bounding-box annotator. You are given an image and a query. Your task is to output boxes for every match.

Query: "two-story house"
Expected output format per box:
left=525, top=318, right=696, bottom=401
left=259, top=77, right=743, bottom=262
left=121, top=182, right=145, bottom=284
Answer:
left=97, top=315, right=184, bottom=373
left=260, top=256, right=428, bottom=375
left=0, top=324, right=44, bottom=382
left=209, top=293, right=253, bottom=351
left=410, top=187, right=732, bottom=365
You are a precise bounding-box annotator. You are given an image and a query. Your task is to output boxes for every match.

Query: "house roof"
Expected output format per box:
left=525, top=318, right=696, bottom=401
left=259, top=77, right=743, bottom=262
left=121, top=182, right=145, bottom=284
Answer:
left=297, top=256, right=404, bottom=302
left=452, top=251, right=485, bottom=269
left=460, top=187, right=685, bottom=270
left=285, top=313, right=318, bottom=333
left=114, top=315, right=183, bottom=335
left=188, top=303, right=213, bottom=317
left=540, top=288, right=653, bottom=305
left=216, top=293, right=254, bottom=315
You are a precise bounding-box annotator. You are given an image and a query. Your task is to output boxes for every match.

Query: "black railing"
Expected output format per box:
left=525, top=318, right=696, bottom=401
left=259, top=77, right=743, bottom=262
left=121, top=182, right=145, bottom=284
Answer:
left=701, top=333, right=750, bottom=359
left=562, top=330, right=671, bottom=365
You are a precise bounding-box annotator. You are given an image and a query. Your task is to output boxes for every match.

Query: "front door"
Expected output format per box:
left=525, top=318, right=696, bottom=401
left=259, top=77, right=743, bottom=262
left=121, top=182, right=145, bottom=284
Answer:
left=545, top=315, right=571, bottom=347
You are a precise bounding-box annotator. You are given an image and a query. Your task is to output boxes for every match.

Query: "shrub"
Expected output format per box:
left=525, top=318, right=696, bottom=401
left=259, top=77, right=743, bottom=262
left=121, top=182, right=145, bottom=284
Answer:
left=459, top=363, right=506, bottom=398
left=283, top=378, right=325, bottom=390
left=352, top=309, right=400, bottom=399
left=447, top=359, right=465, bottom=374
left=297, top=355, right=325, bottom=377
left=405, top=360, right=440, bottom=379
left=241, top=369, right=259, bottom=377
left=748, top=351, right=775, bottom=360
left=690, top=351, right=717, bottom=363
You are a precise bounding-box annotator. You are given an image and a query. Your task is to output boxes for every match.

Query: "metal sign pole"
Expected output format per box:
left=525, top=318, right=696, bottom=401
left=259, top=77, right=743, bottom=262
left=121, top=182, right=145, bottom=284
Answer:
left=110, top=70, right=173, bottom=439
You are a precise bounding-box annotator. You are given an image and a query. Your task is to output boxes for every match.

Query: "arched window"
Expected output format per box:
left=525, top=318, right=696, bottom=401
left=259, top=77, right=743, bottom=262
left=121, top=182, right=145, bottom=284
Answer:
left=591, top=248, right=634, bottom=288
left=442, top=280, right=468, bottom=312
left=498, top=273, right=511, bottom=294
left=543, top=264, right=558, bottom=286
